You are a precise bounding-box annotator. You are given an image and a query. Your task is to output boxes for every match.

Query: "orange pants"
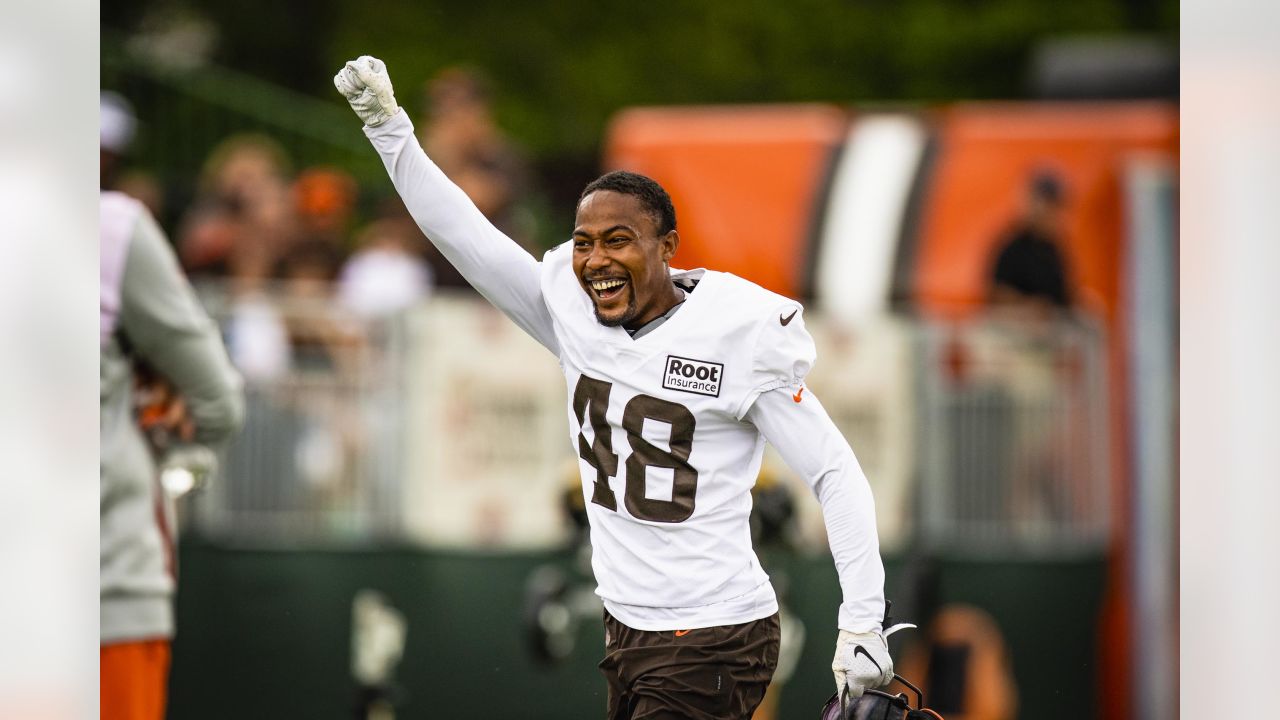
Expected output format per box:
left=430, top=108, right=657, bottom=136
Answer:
left=100, top=639, right=170, bottom=720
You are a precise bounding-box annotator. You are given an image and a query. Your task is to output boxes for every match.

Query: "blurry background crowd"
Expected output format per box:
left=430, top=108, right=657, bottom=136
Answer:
left=100, top=1, right=1178, bottom=719
left=102, top=62, right=533, bottom=380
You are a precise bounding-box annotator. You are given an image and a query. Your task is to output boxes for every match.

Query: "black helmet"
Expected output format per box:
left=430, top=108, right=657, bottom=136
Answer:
left=820, top=674, right=945, bottom=720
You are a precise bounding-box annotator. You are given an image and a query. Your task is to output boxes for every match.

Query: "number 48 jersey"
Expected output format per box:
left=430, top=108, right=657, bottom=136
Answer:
left=540, top=243, right=815, bottom=631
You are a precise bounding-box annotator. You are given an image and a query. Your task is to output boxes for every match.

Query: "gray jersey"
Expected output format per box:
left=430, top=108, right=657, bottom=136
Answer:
left=100, top=192, right=244, bottom=643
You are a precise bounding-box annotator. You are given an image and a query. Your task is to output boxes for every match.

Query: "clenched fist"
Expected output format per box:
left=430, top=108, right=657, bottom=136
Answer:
left=333, top=55, right=400, bottom=127
left=831, top=629, right=894, bottom=698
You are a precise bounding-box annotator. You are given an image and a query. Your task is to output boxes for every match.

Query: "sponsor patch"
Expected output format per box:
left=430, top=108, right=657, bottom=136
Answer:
left=662, top=355, right=724, bottom=398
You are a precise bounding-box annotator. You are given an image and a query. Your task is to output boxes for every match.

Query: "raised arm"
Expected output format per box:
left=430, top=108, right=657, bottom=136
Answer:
left=335, top=56, right=558, bottom=354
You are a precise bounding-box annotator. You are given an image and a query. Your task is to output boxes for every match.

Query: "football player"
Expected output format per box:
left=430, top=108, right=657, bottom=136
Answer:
left=336, top=55, right=893, bottom=720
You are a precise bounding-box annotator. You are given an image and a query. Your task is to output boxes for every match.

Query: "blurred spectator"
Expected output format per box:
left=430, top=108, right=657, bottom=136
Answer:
left=338, top=219, right=434, bottom=319
left=418, top=66, right=536, bottom=252
left=179, top=134, right=297, bottom=277
left=978, top=172, right=1084, bottom=533
left=101, top=91, right=167, bottom=221
left=293, top=165, right=358, bottom=246
left=224, top=245, right=292, bottom=384
left=987, top=171, right=1074, bottom=317
left=100, top=191, right=244, bottom=720
left=376, top=196, right=472, bottom=290
left=276, top=240, right=359, bottom=373
left=224, top=290, right=292, bottom=383
left=177, top=203, right=240, bottom=277
left=100, top=91, right=136, bottom=191
left=277, top=239, right=344, bottom=304
left=114, top=170, right=167, bottom=222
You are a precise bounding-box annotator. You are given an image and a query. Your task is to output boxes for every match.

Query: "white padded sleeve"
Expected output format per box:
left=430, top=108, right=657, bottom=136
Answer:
left=363, top=112, right=558, bottom=354
left=746, top=386, right=885, bottom=633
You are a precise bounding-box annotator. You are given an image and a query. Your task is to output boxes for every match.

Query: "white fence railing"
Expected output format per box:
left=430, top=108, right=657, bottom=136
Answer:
left=185, top=286, right=1110, bottom=555
left=913, top=317, right=1110, bottom=553
left=186, top=286, right=409, bottom=544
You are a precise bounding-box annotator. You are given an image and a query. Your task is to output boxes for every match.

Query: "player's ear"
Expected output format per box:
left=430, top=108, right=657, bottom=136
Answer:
left=660, top=230, right=679, bottom=263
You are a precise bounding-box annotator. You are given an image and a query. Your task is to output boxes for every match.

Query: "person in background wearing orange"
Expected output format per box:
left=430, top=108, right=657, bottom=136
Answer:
left=293, top=165, right=359, bottom=247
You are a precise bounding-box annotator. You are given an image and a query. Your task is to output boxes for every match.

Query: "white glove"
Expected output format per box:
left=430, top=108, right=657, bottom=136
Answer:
left=831, top=629, right=894, bottom=698
left=333, top=55, right=400, bottom=127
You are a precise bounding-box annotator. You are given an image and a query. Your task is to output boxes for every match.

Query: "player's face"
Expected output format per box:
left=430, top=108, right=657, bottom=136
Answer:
left=572, top=190, right=679, bottom=329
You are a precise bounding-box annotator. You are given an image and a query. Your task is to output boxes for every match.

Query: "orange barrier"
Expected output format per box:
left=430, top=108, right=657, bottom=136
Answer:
left=911, top=102, right=1178, bottom=321
left=604, top=105, right=848, bottom=298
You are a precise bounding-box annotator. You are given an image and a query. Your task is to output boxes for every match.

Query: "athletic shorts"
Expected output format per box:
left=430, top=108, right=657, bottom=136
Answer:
left=101, top=639, right=170, bottom=720
left=599, top=610, right=781, bottom=720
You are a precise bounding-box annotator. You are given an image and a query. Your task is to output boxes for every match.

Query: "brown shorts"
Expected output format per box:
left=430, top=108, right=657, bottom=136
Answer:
left=599, top=610, right=781, bottom=720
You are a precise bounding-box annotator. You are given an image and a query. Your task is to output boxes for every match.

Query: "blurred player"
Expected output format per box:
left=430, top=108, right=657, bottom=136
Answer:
left=100, top=190, right=244, bottom=719
left=336, top=56, right=893, bottom=720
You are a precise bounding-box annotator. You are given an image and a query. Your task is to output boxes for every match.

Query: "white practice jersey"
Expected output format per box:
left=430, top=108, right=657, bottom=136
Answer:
left=363, top=111, right=885, bottom=634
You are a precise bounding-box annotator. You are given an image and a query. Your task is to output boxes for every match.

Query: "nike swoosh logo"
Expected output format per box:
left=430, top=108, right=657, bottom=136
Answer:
left=675, top=629, right=692, bottom=637
left=853, top=645, right=882, bottom=673
left=792, top=386, right=804, bottom=403
left=780, top=309, right=798, bottom=326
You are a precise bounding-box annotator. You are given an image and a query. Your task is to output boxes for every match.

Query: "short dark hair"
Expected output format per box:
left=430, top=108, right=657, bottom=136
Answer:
left=1031, top=171, right=1065, bottom=205
left=579, top=171, right=676, bottom=236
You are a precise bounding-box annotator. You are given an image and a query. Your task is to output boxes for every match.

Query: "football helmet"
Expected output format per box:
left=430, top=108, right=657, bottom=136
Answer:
left=820, top=674, right=945, bottom=720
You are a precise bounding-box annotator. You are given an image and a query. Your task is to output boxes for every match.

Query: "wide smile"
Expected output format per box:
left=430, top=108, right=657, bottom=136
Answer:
left=588, top=276, right=628, bottom=303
